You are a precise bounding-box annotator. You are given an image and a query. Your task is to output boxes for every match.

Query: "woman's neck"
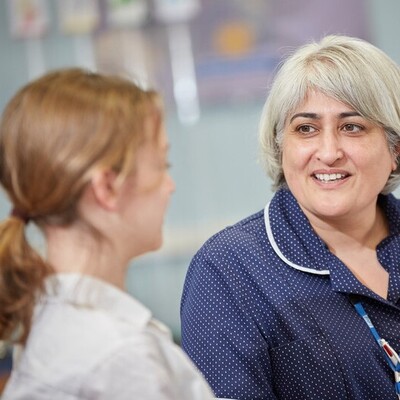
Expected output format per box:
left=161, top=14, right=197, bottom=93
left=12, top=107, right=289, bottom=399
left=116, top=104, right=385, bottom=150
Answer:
left=302, top=203, right=389, bottom=253
left=44, top=224, right=128, bottom=290
left=303, top=203, right=390, bottom=299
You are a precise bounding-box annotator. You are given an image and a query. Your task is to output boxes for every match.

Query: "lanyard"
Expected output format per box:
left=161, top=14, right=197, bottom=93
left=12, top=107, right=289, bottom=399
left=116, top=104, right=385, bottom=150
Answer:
left=352, top=300, right=400, bottom=399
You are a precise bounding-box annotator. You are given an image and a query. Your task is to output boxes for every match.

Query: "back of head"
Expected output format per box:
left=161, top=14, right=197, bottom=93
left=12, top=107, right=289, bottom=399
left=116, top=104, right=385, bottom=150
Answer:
left=0, top=68, right=162, bottom=344
left=259, top=35, right=400, bottom=192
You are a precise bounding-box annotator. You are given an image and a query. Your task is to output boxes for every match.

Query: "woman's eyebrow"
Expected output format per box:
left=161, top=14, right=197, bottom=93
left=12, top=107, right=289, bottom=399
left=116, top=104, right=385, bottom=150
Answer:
left=289, top=111, right=361, bottom=124
left=289, top=112, right=319, bottom=123
left=339, top=111, right=361, bottom=118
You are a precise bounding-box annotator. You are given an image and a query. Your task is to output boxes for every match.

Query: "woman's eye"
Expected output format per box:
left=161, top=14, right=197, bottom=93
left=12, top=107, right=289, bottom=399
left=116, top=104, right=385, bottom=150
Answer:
left=297, top=125, right=316, bottom=134
left=343, top=123, right=362, bottom=132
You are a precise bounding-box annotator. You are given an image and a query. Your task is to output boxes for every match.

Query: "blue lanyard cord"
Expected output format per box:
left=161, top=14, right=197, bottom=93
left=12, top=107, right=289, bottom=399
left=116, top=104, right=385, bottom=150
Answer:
left=353, top=301, right=400, bottom=398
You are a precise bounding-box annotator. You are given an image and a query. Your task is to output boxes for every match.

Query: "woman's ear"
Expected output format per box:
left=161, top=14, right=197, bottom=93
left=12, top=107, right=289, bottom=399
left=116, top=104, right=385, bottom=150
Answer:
left=89, top=169, right=120, bottom=211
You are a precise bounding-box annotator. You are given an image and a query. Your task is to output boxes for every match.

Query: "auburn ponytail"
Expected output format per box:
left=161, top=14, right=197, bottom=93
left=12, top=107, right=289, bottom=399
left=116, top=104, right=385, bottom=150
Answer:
left=0, top=217, right=52, bottom=344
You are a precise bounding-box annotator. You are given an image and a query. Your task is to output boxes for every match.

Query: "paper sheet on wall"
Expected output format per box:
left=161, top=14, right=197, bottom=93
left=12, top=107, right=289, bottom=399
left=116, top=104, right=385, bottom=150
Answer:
left=57, top=0, right=100, bottom=35
left=7, top=0, right=48, bottom=39
left=105, top=0, right=148, bottom=28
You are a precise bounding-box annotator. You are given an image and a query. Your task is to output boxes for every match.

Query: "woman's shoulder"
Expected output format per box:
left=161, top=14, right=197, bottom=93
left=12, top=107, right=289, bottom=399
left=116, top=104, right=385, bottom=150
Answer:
left=7, top=316, right=212, bottom=400
left=189, top=209, right=271, bottom=273
left=199, top=209, right=265, bottom=250
left=78, top=325, right=215, bottom=399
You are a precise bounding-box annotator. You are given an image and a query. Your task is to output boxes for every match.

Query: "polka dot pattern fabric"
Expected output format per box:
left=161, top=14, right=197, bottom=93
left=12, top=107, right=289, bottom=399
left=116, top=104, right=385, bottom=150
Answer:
left=181, top=189, right=400, bottom=399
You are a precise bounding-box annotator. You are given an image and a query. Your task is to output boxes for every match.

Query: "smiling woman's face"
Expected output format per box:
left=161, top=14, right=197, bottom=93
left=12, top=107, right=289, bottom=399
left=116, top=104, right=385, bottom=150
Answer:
left=281, top=90, right=397, bottom=222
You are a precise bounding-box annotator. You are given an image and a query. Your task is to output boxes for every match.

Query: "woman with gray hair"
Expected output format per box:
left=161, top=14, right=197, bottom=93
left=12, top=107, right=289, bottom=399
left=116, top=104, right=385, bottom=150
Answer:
left=181, top=35, right=400, bottom=399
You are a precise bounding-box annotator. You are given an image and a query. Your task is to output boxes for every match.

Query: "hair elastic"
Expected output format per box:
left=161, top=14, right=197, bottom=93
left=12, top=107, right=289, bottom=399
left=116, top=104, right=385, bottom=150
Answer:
left=11, top=208, right=30, bottom=224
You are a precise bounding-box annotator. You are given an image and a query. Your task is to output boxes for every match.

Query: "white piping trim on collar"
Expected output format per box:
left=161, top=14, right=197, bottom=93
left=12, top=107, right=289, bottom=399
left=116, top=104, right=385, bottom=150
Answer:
left=264, top=201, right=330, bottom=275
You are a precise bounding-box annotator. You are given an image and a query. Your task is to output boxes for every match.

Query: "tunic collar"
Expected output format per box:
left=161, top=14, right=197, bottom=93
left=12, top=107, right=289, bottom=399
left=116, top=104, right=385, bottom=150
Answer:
left=264, top=189, right=400, bottom=303
left=264, top=189, right=330, bottom=275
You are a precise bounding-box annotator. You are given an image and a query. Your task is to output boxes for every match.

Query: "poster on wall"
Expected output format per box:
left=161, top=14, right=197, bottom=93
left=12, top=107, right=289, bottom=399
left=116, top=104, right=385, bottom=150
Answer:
left=57, top=0, right=100, bottom=35
left=105, top=0, right=148, bottom=28
left=94, top=0, right=371, bottom=109
left=188, top=0, right=370, bottom=105
left=7, top=0, right=49, bottom=39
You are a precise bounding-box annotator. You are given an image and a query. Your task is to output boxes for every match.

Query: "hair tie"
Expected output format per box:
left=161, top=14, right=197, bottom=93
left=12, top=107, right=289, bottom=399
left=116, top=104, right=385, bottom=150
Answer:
left=11, top=208, right=30, bottom=224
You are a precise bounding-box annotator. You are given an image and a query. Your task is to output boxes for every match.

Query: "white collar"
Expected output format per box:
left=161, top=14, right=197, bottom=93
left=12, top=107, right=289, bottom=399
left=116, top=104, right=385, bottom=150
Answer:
left=264, top=201, right=330, bottom=276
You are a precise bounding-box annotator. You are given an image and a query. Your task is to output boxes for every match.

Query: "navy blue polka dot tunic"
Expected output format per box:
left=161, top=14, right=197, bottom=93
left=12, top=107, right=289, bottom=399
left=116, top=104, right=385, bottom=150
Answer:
left=181, top=189, right=400, bottom=399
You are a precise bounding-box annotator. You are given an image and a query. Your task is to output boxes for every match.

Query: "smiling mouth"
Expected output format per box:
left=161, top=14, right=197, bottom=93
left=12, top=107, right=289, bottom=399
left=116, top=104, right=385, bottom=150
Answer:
left=314, top=173, right=348, bottom=183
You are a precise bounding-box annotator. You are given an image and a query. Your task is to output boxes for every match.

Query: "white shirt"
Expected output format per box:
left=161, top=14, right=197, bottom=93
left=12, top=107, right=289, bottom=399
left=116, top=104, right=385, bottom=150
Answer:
left=2, top=273, right=215, bottom=400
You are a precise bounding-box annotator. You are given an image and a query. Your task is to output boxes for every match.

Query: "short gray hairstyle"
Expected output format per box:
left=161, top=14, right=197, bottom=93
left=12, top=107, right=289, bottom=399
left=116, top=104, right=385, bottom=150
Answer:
left=259, top=35, right=400, bottom=194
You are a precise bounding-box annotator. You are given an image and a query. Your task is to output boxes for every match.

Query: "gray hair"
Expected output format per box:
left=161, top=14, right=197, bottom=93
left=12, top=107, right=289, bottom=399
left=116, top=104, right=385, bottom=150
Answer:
left=259, top=35, right=400, bottom=194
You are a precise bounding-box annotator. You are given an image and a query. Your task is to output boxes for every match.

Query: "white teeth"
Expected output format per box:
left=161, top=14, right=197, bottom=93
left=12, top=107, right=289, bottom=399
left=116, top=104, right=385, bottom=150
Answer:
left=314, top=173, right=346, bottom=182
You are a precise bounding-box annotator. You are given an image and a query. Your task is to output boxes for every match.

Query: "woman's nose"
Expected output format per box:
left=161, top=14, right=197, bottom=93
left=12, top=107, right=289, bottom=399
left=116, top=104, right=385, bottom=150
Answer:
left=316, top=132, right=344, bottom=164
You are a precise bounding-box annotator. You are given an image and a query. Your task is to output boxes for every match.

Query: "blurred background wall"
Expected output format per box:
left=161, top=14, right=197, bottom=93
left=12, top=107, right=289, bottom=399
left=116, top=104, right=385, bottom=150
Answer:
left=0, top=0, right=400, bottom=344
